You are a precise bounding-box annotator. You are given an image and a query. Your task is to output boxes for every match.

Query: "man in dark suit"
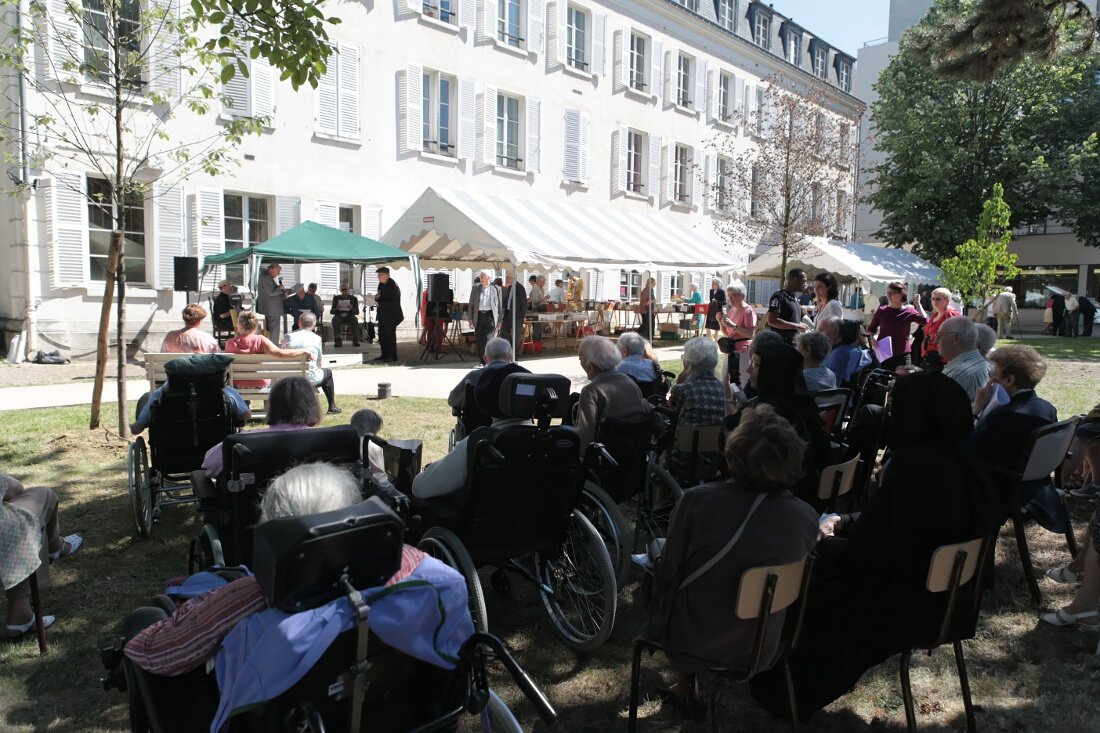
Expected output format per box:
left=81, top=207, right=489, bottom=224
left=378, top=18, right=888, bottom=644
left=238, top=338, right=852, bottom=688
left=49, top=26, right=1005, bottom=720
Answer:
left=971, top=345, right=1064, bottom=532
left=1051, top=291, right=1066, bottom=337
left=374, top=267, right=403, bottom=362
left=330, top=283, right=360, bottom=347
left=500, top=273, right=528, bottom=359
left=1078, top=294, right=1096, bottom=338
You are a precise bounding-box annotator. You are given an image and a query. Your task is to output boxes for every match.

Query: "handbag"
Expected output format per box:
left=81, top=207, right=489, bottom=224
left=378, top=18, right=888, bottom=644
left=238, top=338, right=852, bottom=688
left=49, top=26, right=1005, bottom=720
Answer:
left=678, top=493, right=766, bottom=591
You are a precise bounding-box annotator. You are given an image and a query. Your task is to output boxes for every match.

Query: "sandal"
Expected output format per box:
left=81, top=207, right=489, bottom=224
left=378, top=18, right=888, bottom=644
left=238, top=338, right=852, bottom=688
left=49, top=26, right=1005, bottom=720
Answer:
left=49, top=533, right=83, bottom=562
left=1046, top=565, right=1082, bottom=584
left=1040, top=608, right=1100, bottom=627
left=5, top=614, right=56, bottom=640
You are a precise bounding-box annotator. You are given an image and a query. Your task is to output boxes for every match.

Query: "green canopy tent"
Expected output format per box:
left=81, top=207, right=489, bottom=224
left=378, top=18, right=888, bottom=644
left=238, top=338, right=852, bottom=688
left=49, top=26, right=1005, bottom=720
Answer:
left=200, top=220, right=422, bottom=295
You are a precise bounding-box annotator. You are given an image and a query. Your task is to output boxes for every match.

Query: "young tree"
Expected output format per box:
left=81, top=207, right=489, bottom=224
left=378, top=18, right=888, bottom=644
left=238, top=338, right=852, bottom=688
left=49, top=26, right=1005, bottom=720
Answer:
left=0, top=0, right=266, bottom=436
left=709, top=75, right=859, bottom=279
left=939, top=183, right=1021, bottom=307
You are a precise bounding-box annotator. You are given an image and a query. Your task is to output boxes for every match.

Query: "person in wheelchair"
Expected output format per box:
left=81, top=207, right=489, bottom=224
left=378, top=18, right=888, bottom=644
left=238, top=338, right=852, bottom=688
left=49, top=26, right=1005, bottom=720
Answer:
left=121, top=462, right=473, bottom=732
left=616, top=332, right=661, bottom=384
left=130, top=354, right=251, bottom=436
left=413, top=357, right=531, bottom=501
left=575, top=335, right=653, bottom=451
left=446, top=337, right=521, bottom=416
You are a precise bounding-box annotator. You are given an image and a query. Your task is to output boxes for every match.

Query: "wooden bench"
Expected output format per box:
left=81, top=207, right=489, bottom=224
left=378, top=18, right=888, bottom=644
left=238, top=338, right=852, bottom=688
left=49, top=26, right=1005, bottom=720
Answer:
left=144, top=352, right=310, bottom=419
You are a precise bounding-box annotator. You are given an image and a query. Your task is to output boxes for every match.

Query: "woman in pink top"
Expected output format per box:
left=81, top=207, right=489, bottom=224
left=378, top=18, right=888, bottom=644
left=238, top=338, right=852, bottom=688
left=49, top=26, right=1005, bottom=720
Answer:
left=161, top=304, right=220, bottom=354
left=225, top=311, right=306, bottom=388
left=722, top=283, right=757, bottom=388
left=867, top=281, right=927, bottom=372
left=919, top=287, right=960, bottom=372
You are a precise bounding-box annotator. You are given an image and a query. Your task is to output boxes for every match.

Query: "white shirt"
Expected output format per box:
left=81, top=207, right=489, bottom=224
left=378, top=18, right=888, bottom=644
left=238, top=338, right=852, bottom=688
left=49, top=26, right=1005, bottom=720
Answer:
left=285, top=328, right=323, bottom=384
left=478, top=283, right=493, bottom=310
left=548, top=286, right=564, bottom=303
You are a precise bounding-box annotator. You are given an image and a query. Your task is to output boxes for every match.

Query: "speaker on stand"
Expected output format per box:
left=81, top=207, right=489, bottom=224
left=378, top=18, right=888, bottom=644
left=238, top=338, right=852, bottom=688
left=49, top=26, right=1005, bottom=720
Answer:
left=174, top=256, right=199, bottom=303
left=421, top=273, right=460, bottom=362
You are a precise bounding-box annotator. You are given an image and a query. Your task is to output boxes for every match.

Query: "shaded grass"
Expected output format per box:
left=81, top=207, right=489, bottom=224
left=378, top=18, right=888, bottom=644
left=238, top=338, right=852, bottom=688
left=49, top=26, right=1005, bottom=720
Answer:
left=2, top=360, right=1099, bottom=731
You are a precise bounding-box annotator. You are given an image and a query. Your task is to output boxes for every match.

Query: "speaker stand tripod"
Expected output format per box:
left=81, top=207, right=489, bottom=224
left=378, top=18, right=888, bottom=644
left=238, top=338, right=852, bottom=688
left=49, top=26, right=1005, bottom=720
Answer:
left=420, top=317, right=463, bottom=362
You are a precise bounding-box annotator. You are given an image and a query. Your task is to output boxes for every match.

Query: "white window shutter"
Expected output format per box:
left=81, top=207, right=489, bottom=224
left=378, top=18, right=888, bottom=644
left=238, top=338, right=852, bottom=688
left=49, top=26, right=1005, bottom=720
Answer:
left=659, top=273, right=671, bottom=303
left=47, top=170, right=88, bottom=289
left=611, top=125, right=625, bottom=193
left=46, top=0, right=82, bottom=84
left=316, top=201, right=340, bottom=229
left=664, top=142, right=675, bottom=203
left=223, top=55, right=250, bottom=117
left=663, top=50, right=673, bottom=105
left=616, top=24, right=629, bottom=90
left=148, top=0, right=181, bottom=101
left=744, top=82, right=756, bottom=126
left=275, top=196, right=301, bottom=285
left=482, top=86, right=498, bottom=166
left=650, top=40, right=663, bottom=100
left=316, top=54, right=339, bottom=136
left=405, top=0, right=419, bottom=12
left=694, top=59, right=707, bottom=114
left=153, top=181, right=185, bottom=290
left=734, top=75, right=746, bottom=121
left=404, top=63, right=423, bottom=153
left=647, top=134, right=662, bottom=202
left=251, top=57, right=275, bottom=119
left=578, top=110, right=590, bottom=184
left=192, top=186, right=224, bottom=282
left=691, top=147, right=703, bottom=209
left=525, top=97, right=540, bottom=173
left=480, top=0, right=498, bottom=43
left=705, top=152, right=718, bottom=210
left=457, top=77, right=476, bottom=160
left=459, top=0, right=476, bottom=28
left=337, top=42, right=360, bottom=139
left=706, top=69, right=717, bottom=121
left=563, top=108, right=580, bottom=182
left=362, top=207, right=383, bottom=239
left=592, top=13, right=606, bottom=76
left=554, top=0, right=567, bottom=66
left=316, top=202, right=341, bottom=289
left=527, top=0, right=544, bottom=54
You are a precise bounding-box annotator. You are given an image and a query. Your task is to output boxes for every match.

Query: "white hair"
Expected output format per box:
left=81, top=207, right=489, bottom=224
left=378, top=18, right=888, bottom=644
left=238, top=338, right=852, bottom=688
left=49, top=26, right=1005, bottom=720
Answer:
left=297, top=311, right=317, bottom=329
left=931, top=287, right=952, bottom=300
left=579, top=335, right=623, bottom=373
left=485, top=337, right=514, bottom=363
left=350, top=408, right=383, bottom=437
left=682, top=335, right=719, bottom=372
left=617, top=331, right=646, bottom=357
left=259, top=462, right=362, bottom=523
left=974, top=323, right=996, bottom=356
left=477, top=269, right=491, bottom=280
left=726, top=283, right=747, bottom=298
left=940, top=315, right=978, bottom=350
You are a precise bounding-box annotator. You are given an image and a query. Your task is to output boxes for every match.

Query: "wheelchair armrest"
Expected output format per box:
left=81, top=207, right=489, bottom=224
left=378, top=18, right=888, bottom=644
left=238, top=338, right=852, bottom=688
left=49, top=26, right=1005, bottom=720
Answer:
left=462, top=632, right=557, bottom=725
left=191, top=471, right=217, bottom=503
left=367, top=480, right=411, bottom=517
left=584, top=442, right=619, bottom=471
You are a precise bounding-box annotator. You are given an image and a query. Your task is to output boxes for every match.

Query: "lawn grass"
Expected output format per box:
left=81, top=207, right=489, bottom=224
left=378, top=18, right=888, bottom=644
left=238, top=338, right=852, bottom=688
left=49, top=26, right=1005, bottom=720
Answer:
left=2, top=358, right=1100, bottom=732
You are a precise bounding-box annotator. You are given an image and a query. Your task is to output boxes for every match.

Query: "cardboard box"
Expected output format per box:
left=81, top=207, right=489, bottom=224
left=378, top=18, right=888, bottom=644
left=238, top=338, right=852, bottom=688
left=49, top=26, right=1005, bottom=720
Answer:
left=659, top=323, right=679, bottom=333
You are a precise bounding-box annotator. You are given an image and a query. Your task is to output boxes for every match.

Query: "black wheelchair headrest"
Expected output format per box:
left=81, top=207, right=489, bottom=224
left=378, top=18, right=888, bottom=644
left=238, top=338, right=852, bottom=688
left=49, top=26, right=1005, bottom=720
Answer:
left=498, top=373, right=572, bottom=420
left=224, top=425, right=361, bottom=471
left=252, top=498, right=405, bottom=613
left=164, top=354, right=232, bottom=392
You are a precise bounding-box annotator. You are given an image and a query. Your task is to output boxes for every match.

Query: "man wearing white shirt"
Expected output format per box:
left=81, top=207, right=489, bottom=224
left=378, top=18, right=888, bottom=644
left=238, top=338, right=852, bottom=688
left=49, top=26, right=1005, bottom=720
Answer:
left=286, top=312, right=341, bottom=414
left=467, top=270, right=502, bottom=364
left=548, top=279, right=565, bottom=304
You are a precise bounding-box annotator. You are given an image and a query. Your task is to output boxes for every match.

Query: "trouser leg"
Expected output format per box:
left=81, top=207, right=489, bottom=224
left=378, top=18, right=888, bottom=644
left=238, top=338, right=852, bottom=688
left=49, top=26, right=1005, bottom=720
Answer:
left=318, top=369, right=336, bottom=410
left=475, top=312, right=494, bottom=362
left=379, top=320, right=398, bottom=358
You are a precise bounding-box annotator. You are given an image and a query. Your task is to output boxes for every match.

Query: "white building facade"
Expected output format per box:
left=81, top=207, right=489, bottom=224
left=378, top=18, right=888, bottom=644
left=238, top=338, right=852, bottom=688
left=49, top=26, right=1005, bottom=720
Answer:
left=0, top=0, right=861, bottom=358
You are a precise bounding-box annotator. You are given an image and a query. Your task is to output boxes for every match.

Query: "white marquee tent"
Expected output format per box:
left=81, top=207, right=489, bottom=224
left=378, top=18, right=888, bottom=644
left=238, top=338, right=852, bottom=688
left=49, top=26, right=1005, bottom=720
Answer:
left=746, top=239, right=941, bottom=288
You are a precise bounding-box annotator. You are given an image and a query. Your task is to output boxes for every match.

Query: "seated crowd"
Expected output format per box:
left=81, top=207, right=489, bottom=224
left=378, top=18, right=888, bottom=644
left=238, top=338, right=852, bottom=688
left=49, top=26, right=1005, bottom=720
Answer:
left=8, top=271, right=1099, bottom=731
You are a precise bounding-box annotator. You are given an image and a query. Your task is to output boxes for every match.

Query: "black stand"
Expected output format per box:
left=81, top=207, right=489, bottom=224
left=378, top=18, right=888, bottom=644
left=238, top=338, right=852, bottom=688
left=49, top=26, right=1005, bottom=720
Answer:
left=420, top=316, right=462, bottom=362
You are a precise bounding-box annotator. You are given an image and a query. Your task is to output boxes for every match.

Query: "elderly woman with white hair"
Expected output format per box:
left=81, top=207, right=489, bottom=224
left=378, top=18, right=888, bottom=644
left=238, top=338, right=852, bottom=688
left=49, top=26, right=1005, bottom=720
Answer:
left=720, top=283, right=756, bottom=387
left=617, top=332, right=660, bottom=383
left=575, top=335, right=652, bottom=451
left=918, top=286, right=960, bottom=372
left=668, top=337, right=726, bottom=486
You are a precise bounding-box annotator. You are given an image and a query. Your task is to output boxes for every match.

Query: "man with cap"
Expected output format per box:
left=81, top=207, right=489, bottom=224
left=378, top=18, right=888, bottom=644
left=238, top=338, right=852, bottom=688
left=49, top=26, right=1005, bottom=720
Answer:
left=374, top=267, right=403, bottom=362
left=330, top=283, right=360, bottom=347
left=286, top=282, right=321, bottom=334
left=413, top=352, right=531, bottom=499
left=212, top=279, right=235, bottom=334
left=257, top=262, right=287, bottom=344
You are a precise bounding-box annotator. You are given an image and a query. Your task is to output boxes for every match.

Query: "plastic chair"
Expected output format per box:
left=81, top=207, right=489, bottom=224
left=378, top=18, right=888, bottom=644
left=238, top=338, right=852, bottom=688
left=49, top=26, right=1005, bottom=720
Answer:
left=899, top=537, right=990, bottom=732
left=628, top=555, right=816, bottom=733
left=816, top=455, right=861, bottom=514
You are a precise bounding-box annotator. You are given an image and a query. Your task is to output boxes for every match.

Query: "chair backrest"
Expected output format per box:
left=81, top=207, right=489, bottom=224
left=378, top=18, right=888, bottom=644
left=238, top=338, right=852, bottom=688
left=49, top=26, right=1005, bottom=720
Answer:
left=924, top=537, right=988, bottom=648
left=149, top=387, right=235, bottom=476
left=593, top=416, right=654, bottom=503
left=458, top=424, right=585, bottom=561
left=1018, top=417, right=1079, bottom=482
left=814, top=388, right=851, bottom=439
left=816, top=454, right=860, bottom=503
left=252, top=498, right=405, bottom=612
left=735, top=558, right=808, bottom=620
left=674, top=423, right=724, bottom=453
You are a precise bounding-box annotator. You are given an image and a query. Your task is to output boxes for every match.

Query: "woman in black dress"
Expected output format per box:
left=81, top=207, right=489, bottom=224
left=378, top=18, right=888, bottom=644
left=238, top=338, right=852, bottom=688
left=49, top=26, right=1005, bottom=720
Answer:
left=705, top=279, right=727, bottom=340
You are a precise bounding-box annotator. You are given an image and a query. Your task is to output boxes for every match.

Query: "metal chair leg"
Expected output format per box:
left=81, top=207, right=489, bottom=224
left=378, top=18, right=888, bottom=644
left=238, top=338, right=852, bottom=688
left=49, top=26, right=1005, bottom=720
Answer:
left=1061, top=494, right=1079, bottom=558
left=710, top=678, right=725, bottom=733
left=783, top=658, right=800, bottom=732
left=28, top=572, right=47, bottom=655
left=1010, top=512, right=1043, bottom=606
left=899, top=650, right=916, bottom=732
left=628, top=641, right=644, bottom=733
left=953, top=640, right=976, bottom=733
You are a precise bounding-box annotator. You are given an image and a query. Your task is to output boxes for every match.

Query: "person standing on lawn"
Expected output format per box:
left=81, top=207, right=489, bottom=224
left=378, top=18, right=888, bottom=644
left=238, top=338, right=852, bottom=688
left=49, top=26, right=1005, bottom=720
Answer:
left=374, top=267, right=403, bottom=362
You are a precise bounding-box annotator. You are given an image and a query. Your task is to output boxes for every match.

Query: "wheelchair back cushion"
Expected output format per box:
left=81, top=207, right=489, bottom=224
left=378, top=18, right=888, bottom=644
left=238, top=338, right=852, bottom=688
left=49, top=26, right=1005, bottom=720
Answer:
left=150, top=390, right=235, bottom=474
left=253, top=498, right=405, bottom=612
left=164, top=353, right=233, bottom=380
left=594, top=416, right=653, bottom=503
left=497, top=373, right=572, bottom=420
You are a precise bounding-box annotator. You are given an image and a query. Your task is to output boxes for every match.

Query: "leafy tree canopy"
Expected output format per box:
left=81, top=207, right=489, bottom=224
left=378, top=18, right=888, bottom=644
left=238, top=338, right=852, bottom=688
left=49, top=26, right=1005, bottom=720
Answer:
left=867, top=1, right=1100, bottom=262
left=939, top=183, right=1020, bottom=305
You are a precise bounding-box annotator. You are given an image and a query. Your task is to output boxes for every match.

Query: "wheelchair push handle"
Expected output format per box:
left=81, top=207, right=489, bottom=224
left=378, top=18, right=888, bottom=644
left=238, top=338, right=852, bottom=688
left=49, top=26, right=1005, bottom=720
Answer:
left=584, top=442, right=619, bottom=471
left=464, top=632, right=557, bottom=724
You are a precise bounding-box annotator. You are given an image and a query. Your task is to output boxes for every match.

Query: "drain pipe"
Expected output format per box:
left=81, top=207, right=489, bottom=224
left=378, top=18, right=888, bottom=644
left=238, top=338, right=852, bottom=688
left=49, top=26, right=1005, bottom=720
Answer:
left=16, top=0, right=39, bottom=358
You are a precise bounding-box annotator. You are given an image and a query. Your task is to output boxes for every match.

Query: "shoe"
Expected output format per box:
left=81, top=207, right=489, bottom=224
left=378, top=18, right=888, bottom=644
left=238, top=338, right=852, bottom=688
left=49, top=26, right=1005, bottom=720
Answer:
left=327, top=407, right=342, bottom=415
left=371, top=356, right=388, bottom=362
left=353, top=342, right=360, bottom=347
left=1040, top=608, right=1100, bottom=627
left=1070, top=483, right=1100, bottom=499
left=334, top=341, right=342, bottom=348
left=1046, top=565, right=1082, bottom=584
left=49, top=533, right=83, bottom=562
left=5, top=614, right=55, bottom=640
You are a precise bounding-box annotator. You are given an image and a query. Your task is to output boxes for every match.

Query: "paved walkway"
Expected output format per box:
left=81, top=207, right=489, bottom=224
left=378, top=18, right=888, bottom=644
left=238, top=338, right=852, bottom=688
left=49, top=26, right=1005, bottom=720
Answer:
left=0, top=347, right=686, bottom=411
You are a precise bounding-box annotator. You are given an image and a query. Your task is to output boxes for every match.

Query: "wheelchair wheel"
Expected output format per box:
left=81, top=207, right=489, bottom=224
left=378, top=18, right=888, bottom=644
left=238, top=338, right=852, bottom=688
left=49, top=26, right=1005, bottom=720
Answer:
left=189, top=524, right=226, bottom=573
left=535, top=510, right=617, bottom=652
left=128, top=438, right=154, bottom=538
left=580, top=481, right=631, bottom=590
left=418, top=527, right=488, bottom=633
left=482, top=689, right=522, bottom=732
left=633, top=462, right=684, bottom=555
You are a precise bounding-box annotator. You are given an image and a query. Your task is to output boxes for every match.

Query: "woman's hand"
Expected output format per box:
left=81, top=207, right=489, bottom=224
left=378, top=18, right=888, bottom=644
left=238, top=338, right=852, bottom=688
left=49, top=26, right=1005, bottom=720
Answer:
left=972, top=382, right=994, bottom=417
left=817, top=514, right=843, bottom=541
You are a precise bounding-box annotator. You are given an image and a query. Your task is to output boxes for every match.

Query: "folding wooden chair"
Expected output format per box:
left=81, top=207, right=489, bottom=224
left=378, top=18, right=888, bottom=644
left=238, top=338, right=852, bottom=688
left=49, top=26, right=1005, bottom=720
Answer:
left=816, top=455, right=860, bottom=513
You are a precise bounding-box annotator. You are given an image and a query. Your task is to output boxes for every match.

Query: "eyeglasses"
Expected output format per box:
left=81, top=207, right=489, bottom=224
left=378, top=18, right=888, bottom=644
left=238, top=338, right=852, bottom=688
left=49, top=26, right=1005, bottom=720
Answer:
left=931, top=296, right=947, bottom=301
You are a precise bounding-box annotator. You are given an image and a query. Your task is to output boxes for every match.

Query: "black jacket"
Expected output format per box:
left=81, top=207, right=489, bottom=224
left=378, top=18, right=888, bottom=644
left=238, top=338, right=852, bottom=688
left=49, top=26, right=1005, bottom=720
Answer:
left=376, top=279, right=404, bottom=324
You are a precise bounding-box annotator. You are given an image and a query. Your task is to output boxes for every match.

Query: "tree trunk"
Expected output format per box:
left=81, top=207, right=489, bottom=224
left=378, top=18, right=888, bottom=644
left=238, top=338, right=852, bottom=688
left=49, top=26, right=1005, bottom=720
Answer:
left=114, top=228, right=128, bottom=439
left=88, top=242, right=120, bottom=430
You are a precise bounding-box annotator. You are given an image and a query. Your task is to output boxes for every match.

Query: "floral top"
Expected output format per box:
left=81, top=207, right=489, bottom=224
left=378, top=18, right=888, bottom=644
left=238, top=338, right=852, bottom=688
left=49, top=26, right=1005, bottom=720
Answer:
left=668, top=372, right=726, bottom=486
left=162, top=327, right=219, bottom=354
left=0, top=502, right=40, bottom=591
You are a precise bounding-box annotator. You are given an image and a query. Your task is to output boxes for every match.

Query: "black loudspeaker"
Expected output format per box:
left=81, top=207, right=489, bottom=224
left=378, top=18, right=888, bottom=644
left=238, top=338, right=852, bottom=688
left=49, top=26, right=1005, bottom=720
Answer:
left=427, top=273, right=450, bottom=303
left=173, top=256, right=199, bottom=292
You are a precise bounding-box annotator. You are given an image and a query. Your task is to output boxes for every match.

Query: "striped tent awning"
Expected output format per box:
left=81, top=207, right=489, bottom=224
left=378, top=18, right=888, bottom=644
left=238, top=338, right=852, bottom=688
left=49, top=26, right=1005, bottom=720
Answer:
left=379, top=187, right=747, bottom=273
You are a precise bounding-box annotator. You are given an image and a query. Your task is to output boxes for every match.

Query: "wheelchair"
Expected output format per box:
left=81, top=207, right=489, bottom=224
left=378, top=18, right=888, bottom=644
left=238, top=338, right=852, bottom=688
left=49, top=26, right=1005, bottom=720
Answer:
left=414, top=373, right=619, bottom=652
left=190, top=425, right=363, bottom=572
left=128, top=362, right=240, bottom=538
left=448, top=382, right=492, bottom=452
left=102, top=499, right=556, bottom=733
